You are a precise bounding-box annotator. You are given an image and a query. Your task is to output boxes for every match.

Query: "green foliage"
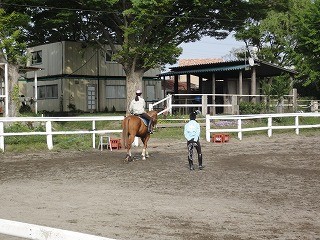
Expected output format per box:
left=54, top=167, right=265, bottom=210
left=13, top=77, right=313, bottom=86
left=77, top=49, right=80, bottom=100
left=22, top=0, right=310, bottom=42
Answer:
left=271, top=75, right=292, bottom=103
left=67, top=103, right=77, bottom=112
left=239, top=102, right=266, bottom=115
left=19, top=104, right=32, bottom=114
left=0, top=8, right=29, bottom=64
left=293, top=0, right=320, bottom=88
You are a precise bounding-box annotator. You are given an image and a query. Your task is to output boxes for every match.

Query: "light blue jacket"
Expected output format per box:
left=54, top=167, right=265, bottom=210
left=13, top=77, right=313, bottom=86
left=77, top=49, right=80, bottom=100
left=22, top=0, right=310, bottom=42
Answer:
left=184, top=120, right=200, bottom=141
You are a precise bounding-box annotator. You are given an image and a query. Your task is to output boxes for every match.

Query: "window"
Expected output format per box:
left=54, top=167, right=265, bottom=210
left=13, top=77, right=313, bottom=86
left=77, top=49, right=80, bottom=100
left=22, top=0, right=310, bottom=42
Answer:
left=106, top=85, right=125, bottom=99
left=31, top=50, right=42, bottom=65
left=105, top=50, right=114, bottom=62
left=36, top=85, right=58, bottom=99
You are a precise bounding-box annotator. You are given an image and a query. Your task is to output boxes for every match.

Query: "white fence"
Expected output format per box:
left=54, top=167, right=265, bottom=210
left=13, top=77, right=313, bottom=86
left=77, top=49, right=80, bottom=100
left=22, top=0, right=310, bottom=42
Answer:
left=0, top=116, right=124, bottom=152
left=149, top=93, right=320, bottom=116
left=0, top=219, right=116, bottom=240
left=205, top=112, right=320, bottom=142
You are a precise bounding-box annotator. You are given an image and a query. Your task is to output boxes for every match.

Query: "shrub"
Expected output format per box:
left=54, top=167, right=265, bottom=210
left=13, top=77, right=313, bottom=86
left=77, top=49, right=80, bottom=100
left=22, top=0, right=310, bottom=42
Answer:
left=19, top=104, right=32, bottom=113
left=239, top=102, right=266, bottom=115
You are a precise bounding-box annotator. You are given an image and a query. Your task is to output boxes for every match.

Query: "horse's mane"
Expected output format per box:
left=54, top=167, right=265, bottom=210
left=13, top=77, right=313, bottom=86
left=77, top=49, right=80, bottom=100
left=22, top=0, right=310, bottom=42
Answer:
left=148, top=110, right=158, bottom=126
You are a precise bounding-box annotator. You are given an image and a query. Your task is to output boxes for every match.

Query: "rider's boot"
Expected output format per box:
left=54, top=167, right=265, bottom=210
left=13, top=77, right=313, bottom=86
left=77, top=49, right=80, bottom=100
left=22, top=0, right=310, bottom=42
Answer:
left=198, top=154, right=204, bottom=170
left=189, top=159, right=194, bottom=170
left=148, top=120, right=153, bottom=134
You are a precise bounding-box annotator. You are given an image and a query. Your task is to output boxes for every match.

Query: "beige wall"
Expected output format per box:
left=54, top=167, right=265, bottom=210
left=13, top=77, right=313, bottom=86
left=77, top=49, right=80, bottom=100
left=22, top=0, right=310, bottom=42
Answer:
left=23, top=41, right=162, bottom=113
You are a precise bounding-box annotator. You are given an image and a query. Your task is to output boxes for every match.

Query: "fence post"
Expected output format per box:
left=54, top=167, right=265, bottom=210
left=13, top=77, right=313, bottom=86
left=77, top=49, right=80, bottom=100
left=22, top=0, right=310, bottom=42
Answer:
left=237, top=118, right=242, bottom=140
left=292, top=88, right=298, bottom=112
left=202, top=95, right=207, bottom=115
left=134, top=137, right=139, bottom=146
left=92, top=120, right=96, bottom=148
left=167, top=94, right=172, bottom=115
left=295, top=116, right=299, bottom=135
left=267, top=117, right=272, bottom=137
left=232, top=95, right=238, bottom=115
left=46, top=121, right=53, bottom=150
left=311, top=100, right=318, bottom=113
left=0, top=121, right=4, bottom=152
left=206, top=114, right=211, bottom=142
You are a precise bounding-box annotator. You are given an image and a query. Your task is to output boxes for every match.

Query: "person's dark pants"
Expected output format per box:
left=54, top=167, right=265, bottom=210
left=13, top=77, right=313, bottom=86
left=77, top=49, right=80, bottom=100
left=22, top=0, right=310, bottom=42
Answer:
left=139, top=112, right=153, bottom=133
left=187, top=139, right=203, bottom=170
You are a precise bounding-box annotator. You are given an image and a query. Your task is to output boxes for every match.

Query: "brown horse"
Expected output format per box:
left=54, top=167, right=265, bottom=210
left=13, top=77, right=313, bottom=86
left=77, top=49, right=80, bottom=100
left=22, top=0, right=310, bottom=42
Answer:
left=122, top=110, right=158, bottom=162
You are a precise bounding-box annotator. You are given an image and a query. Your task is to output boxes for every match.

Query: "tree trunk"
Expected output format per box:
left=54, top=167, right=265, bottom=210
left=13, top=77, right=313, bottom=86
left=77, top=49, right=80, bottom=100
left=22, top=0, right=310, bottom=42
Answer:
left=125, top=70, right=144, bottom=115
left=7, top=64, right=20, bottom=117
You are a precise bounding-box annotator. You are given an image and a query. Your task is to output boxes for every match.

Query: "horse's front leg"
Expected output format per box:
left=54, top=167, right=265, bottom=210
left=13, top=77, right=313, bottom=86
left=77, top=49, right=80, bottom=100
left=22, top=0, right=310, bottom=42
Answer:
left=141, top=148, right=147, bottom=160
left=125, top=149, right=132, bottom=162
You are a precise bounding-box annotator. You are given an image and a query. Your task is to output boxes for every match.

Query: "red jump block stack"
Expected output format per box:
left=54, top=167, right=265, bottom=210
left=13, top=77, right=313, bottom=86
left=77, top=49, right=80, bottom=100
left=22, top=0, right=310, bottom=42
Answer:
left=212, top=134, right=230, bottom=143
left=109, top=138, right=122, bottom=150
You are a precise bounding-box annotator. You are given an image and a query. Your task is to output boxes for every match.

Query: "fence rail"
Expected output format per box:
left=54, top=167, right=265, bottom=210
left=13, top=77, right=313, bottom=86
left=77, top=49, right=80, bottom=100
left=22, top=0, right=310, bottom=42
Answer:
left=205, top=112, right=320, bottom=142
left=0, top=116, right=124, bottom=152
left=149, top=93, right=320, bottom=115
left=0, top=218, right=116, bottom=240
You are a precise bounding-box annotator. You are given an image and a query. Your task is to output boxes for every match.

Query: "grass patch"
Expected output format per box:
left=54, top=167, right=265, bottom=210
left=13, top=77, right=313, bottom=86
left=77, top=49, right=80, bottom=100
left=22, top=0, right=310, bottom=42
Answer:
left=2, top=113, right=320, bottom=152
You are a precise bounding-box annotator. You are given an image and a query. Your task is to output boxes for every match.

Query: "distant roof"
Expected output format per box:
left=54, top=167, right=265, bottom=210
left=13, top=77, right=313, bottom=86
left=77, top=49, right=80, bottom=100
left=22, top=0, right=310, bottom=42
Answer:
left=159, top=59, right=297, bottom=79
left=19, top=66, right=44, bottom=73
left=178, top=58, right=223, bottom=66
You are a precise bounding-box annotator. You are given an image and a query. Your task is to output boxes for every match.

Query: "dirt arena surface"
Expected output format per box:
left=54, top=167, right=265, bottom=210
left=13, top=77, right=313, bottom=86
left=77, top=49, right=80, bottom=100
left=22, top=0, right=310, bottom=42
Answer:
left=0, top=133, right=320, bottom=240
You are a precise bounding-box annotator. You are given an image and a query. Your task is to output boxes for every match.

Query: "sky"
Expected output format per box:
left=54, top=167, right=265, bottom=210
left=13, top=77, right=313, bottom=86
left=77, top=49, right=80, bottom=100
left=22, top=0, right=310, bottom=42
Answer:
left=166, top=35, right=246, bottom=69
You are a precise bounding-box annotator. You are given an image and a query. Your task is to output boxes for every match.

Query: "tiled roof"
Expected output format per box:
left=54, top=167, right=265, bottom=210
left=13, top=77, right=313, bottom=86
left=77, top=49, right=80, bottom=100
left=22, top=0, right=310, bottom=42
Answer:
left=178, top=58, right=223, bottom=66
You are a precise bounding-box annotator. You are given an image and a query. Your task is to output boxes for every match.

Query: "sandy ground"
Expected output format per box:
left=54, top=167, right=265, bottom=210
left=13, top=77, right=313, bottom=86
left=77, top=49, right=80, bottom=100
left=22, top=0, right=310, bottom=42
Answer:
left=0, top=133, right=320, bottom=240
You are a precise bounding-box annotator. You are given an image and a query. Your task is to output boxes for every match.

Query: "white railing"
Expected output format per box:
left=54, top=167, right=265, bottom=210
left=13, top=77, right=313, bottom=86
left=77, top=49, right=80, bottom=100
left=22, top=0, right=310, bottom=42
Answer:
left=0, top=116, right=124, bottom=152
left=205, top=112, right=320, bottom=142
left=149, top=93, right=300, bottom=115
left=0, top=218, right=116, bottom=240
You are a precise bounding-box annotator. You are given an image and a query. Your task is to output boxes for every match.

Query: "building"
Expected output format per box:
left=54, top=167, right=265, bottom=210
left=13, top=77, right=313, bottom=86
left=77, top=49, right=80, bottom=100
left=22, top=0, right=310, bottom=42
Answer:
left=21, top=41, right=162, bottom=113
left=159, top=59, right=297, bottom=114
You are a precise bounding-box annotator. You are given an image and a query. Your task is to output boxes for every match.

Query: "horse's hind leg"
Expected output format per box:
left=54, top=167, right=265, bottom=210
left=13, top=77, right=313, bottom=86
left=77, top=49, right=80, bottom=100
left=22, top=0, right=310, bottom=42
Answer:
left=125, top=135, right=135, bottom=162
left=141, top=136, right=150, bottom=160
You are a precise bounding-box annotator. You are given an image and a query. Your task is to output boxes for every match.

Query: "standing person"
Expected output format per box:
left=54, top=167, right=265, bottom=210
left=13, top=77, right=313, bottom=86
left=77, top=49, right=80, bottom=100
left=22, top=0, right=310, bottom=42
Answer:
left=184, top=111, right=203, bottom=170
left=129, top=89, right=154, bottom=134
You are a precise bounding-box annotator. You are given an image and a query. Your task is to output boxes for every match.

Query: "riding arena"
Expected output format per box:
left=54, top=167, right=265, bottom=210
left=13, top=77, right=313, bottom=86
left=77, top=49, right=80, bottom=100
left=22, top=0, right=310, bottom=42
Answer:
left=0, top=131, right=320, bottom=239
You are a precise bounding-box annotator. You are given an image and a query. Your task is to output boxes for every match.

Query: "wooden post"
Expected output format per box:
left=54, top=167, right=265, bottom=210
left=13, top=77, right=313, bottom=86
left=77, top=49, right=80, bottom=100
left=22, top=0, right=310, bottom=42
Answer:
left=0, top=121, right=4, bottom=152
left=46, top=121, right=53, bottom=150
left=238, top=70, right=243, bottom=103
left=202, top=95, right=207, bottom=115
left=251, top=66, right=256, bottom=103
left=212, top=73, right=216, bottom=115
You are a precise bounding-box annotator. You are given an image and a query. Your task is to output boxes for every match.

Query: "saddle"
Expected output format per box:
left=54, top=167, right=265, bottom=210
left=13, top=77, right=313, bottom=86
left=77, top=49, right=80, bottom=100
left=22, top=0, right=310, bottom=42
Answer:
left=138, top=116, right=149, bottom=127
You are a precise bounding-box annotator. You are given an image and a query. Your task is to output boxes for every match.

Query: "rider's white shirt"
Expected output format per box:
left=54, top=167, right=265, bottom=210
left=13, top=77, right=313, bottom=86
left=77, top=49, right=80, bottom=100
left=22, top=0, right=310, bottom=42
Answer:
left=129, top=96, right=146, bottom=115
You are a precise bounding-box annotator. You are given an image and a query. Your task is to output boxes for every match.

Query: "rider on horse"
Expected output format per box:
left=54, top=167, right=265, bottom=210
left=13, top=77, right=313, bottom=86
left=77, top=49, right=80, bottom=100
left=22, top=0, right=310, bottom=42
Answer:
left=129, top=89, right=154, bottom=134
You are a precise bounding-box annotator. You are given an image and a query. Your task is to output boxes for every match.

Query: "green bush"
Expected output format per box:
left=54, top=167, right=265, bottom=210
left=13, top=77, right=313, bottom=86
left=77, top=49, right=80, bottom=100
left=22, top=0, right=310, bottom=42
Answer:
left=239, top=102, right=266, bottom=115
left=19, top=104, right=32, bottom=113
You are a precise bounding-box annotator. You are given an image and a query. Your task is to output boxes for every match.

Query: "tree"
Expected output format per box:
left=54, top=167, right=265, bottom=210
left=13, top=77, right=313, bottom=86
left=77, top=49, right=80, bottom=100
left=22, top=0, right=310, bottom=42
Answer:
left=233, top=0, right=320, bottom=99
left=0, top=8, right=29, bottom=117
left=293, top=0, right=320, bottom=89
left=2, top=0, right=253, bottom=113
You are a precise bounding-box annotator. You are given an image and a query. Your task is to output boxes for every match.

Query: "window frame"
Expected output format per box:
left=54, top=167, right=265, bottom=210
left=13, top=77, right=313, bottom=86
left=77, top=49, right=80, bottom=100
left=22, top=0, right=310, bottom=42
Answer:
left=35, top=84, right=58, bottom=100
left=106, top=85, right=126, bottom=99
left=31, top=50, right=43, bottom=65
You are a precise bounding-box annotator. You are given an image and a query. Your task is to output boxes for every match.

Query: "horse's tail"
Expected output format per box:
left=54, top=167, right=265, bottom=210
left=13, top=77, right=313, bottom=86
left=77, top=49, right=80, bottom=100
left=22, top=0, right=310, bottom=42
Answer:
left=121, top=116, right=130, bottom=149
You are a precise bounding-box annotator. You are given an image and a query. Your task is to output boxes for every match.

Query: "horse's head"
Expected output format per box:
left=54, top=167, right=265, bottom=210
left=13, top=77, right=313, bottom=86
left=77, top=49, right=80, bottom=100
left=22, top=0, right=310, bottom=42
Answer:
left=148, top=110, right=158, bottom=126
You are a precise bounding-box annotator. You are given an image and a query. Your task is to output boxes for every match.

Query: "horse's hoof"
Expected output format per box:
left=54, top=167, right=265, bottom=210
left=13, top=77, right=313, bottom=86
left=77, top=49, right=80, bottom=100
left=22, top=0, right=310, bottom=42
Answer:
left=125, top=155, right=133, bottom=162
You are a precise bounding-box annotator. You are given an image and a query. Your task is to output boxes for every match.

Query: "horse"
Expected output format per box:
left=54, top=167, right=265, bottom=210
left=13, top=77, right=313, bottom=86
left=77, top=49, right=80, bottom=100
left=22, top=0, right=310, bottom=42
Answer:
left=121, top=110, right=158, bottom=162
